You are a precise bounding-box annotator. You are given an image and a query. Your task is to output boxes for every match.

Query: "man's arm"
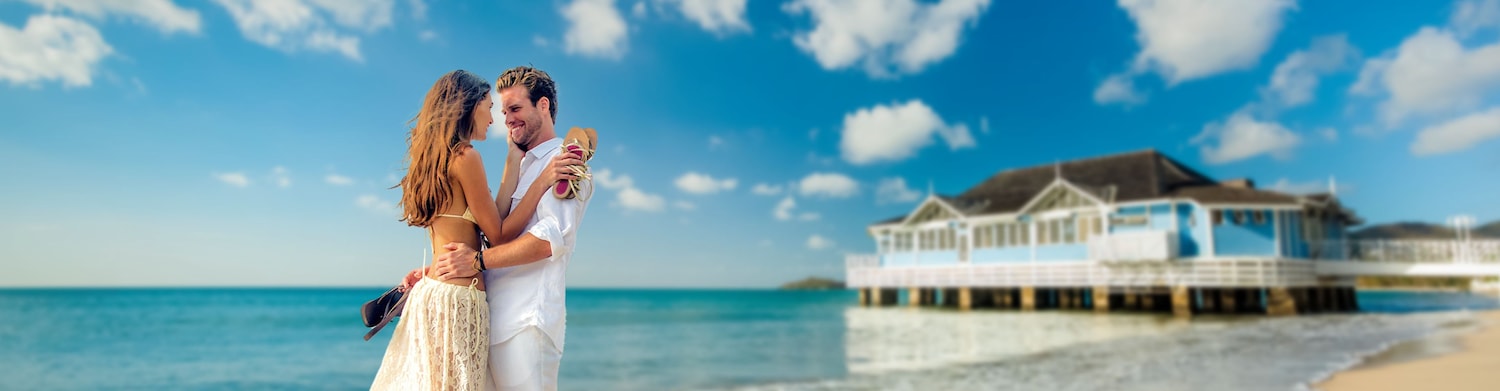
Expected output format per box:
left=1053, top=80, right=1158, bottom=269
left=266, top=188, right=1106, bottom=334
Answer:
left=431, top=235, right=551, bottom=279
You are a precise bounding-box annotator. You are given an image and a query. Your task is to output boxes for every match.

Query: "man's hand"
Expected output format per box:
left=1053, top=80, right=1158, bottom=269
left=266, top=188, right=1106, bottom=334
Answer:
left=398, top=267, right=427, bottom=292
left=433, top=242, right=482, bottom=280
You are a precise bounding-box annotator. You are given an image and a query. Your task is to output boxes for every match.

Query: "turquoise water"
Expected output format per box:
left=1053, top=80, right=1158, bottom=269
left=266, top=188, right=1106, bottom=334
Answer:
left=0, top=288, right=1495, bottom=390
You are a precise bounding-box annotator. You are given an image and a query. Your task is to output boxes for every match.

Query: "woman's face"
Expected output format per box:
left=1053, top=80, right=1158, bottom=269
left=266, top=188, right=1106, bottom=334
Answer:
left=469, top=93, right=494, bottom=141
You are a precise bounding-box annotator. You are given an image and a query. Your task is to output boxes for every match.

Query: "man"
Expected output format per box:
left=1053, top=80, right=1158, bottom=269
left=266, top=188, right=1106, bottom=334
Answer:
left=430, top=66, right=591, bottom=391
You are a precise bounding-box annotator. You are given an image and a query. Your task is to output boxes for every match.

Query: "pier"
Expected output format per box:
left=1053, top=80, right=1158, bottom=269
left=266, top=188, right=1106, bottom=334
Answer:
left=843, top=150, right=1500, bottom=316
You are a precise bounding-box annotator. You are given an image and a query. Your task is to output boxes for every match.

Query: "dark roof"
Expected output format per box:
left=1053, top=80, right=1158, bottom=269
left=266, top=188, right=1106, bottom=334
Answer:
left=955, top=149, right=1249, bottom=214
left=1166, top=186, right=1298, bottom=204
left=871, top=149, right=1311, bottom=226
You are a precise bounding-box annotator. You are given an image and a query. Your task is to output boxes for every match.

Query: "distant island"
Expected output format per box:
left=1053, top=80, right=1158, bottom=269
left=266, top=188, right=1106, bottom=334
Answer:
left=780, top=277, right=846, bottom=290
left=1350, top=220, right=1499, bottom=290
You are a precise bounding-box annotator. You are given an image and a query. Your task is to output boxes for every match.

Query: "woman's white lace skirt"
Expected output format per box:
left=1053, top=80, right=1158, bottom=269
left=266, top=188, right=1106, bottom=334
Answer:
left=371, top=277, right=489, bottom=390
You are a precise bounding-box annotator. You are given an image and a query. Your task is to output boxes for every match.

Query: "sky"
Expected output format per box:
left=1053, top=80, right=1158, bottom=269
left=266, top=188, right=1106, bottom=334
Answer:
left=2, top=0, right=1499, bottom=288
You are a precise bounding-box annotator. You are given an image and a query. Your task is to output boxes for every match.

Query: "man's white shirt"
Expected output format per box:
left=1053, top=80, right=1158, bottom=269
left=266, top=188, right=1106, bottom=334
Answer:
left=484, top=137, right=590, bottom=351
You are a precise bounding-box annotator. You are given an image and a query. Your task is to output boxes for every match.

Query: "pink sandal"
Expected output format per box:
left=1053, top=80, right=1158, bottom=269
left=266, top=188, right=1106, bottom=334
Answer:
left=554, top=127, right=597, bottom=200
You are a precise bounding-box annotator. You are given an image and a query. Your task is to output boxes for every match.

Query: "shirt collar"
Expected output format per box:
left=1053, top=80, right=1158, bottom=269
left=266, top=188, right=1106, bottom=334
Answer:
left=526, top=137, right=563, bottom=160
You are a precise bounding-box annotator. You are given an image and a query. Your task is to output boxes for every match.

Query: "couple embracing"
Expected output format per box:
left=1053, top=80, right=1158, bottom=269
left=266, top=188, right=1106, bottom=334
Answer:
left=371, top=66, right=594, bottom=390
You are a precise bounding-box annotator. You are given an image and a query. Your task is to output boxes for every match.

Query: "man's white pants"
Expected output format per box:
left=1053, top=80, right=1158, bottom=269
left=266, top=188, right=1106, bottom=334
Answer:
left=489, top=326, right=562, bottom=391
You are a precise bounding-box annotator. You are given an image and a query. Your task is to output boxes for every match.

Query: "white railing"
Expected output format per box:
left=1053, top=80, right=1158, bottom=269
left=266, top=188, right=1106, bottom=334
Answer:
left=1087, top=230, right=1178, bottom=263
left=842, top=255, right=1321, bottom=288
left=1313, top=240, right=1500, bottom=263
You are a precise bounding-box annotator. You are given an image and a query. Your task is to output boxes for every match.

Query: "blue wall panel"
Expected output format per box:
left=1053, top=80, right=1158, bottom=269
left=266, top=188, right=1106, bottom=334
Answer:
left=972, top=247, right=1033, bottom=263
left=1035, top=244, right=1089, bottom=261
left=1213, top=209, right=1276, bottom=257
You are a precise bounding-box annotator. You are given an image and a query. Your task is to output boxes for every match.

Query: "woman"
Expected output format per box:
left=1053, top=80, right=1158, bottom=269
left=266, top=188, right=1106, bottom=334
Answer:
left=370, top=70, right=581, bottom=390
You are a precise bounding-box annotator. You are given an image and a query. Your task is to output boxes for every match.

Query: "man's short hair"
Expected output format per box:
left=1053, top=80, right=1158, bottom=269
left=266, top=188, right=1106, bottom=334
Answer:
left=495, top=66, right=558, bottom=122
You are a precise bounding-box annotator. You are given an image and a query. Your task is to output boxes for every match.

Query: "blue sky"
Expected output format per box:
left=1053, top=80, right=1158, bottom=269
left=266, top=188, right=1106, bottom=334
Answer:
left=2, top=0, right=1498, bottom=288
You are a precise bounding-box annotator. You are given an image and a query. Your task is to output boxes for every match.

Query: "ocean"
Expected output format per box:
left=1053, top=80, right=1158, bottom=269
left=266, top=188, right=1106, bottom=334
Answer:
left=0, top=288, right=1496, bottom=390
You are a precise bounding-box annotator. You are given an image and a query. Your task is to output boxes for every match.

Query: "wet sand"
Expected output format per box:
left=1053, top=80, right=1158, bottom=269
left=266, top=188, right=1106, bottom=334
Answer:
left=1318, top=310, right=1500, bottom=391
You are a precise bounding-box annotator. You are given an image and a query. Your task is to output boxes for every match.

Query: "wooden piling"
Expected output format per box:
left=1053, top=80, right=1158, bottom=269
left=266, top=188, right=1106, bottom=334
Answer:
left=1266, top=287, right=1296, bottom=316
left=1172, top=286, right=1192, bottom=317
left=1093, top=286, right=1110, bottom=313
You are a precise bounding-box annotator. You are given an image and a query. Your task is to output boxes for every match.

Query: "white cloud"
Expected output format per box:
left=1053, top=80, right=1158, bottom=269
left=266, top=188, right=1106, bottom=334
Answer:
left=1097, top=0, right=1296, bottom=106
left=758, top=239, right=773, bottom=247
left=212, top=0, right=401, bottom=61
left=1318, top=127, right=1339, bottom=142
left=0, top=14, right=112, bottom=88
left=674, top=200, right=697, bottom=210
left=562, top=0, right=629, bottom=59
left=798, top=172, right=859, bottom=198
left=1452, top=0, right=1500, bottom=37
left=1119, top=0, right=1296, bottom=84
left=1092, top=72, right=1147, bottom=106
left=658, top=0, right=750, bottom=36
left=1352, top=27, right=1500, bottom=127
left=773, top=197, right=821, bottom=222
left=617, top=187, right=666, bottom=212
left=1192, top=108, right=1302, bottom=164
left=409, top=0, right=428, bottom=20
left=839, top=99, right=975, bottom=165
left=418, top=30, right=437, bottom=42
left=774, top=196, right=794, bottom=220
left=807, top=234, right=835, bottom=250
left=708, top=135, right=726, bottom=149
left=20, top=0, right=202, bottom=34
left=325, top=174, right=354, bottom=186
left=1261, top=34, right=1359, bottom=108
left=214, top=172, right=250, bottom=187
left=875, top=177, right=921, bottom=204
left=270, top=166, right=291, bottom=188
left=594, top=168, right=634, bottom=189
left=783, top=0, right=992, bottom=78
left=355, top=194, right=398, bottom=216
left=633, top=1, right=648, bottom=18
left=978, top=116, right=990, bottom=134
left=675, top=171, right=738, bottom=194
left=1411, top=106, right=1500, bottom=156
left=751, top=183, right=783, bottom=196
left=595, top=169, right=666, bottom=212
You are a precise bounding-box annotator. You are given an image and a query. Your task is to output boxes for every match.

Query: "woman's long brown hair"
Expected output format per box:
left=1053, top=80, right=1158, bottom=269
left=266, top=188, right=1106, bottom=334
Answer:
left=398, top=70, right=491, bottom=227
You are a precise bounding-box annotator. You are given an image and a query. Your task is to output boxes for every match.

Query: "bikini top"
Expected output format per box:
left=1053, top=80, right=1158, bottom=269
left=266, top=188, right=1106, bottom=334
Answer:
left=434, top=208, right=477, bottom=224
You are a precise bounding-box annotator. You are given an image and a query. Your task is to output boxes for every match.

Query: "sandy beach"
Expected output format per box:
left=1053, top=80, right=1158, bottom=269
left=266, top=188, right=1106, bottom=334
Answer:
left=1318, top=310, right=1500, bottom=391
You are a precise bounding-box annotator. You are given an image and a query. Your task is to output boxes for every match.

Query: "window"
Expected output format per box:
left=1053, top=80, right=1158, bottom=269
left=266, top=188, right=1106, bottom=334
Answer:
left=1252, top=210, right=1265, bottom=225
left=1212, top=210, right=1223, bottom=225
left=1231, top=210, right=1245, bottom=225
left=1063, top=219, right=1078, bottom=243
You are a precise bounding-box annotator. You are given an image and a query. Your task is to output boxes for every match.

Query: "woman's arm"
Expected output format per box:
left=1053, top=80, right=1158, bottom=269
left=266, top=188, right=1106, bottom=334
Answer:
left=492, top=149, right=524, bottom=224
left=452, top=147, right=585, bottom=248
left=450, top=147, right=506, bottom=248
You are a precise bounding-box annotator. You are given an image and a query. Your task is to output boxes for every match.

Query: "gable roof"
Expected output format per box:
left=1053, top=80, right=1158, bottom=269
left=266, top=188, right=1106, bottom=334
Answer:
left=955, top=149, right=1224, bottom=214
left=871, top=149, right=1316, bottom=227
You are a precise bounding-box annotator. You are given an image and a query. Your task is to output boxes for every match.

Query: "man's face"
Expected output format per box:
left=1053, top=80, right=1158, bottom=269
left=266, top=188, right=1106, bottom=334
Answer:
left=498, top=85, right=545, bottom=150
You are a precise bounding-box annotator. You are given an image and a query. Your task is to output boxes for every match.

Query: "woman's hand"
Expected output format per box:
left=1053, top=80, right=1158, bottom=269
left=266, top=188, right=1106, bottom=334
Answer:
left=398, top=267, right=427, bottom=292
